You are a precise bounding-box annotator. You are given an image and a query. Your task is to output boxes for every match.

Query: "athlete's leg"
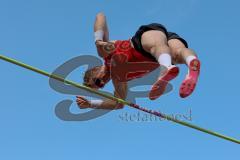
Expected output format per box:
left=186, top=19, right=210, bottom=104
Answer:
left=141, top=31, right=171, bottom=66
left=168, top=39, right=201, bottom=98
left=141, top=31, right=179, bottom=100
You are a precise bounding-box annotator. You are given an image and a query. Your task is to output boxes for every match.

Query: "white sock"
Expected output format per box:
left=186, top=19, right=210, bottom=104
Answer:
left=94, top=30, right=104, bottom=42
left=158, top=53, right=172, bottom=68
left=185, top=55, right=197, bottom=66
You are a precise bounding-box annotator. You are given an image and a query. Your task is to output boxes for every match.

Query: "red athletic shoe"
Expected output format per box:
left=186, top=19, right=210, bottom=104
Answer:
left=179, top=59, right=200, bottom=98
left=149, top=65, right=179, bottom=100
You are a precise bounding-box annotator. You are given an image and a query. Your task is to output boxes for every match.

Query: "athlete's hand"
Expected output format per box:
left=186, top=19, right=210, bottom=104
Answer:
left=76, top=96, right=91, bottom=109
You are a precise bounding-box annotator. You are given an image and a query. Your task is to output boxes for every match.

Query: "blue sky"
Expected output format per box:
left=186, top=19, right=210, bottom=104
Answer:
left=0, top=0, right=240, bottom=159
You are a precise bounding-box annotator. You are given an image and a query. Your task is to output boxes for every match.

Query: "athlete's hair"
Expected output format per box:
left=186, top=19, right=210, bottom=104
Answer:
left=83, top=66, right=101, bottom=86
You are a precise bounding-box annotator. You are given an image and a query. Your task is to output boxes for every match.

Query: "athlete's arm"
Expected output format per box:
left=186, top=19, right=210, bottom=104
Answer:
left=94, top=78, right=127, bottom=109
left=76, top=78, right=127, bottom=110
left=94, top=13, right=116, bottom=58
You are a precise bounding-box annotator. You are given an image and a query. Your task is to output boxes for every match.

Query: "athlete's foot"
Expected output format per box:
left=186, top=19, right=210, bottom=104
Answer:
left=179, top=59, right=200, bottom=98
left=149, top=65, right=179, bottom=100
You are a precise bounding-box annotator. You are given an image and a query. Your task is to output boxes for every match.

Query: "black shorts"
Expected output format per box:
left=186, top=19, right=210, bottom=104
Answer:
left=131, top=23, right=188, bottom=59
left=167, top=32, right=188, bottom=48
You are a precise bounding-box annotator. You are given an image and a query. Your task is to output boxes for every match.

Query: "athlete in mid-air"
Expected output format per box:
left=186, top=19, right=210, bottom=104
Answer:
left=76, top=12, right=201, bottom=110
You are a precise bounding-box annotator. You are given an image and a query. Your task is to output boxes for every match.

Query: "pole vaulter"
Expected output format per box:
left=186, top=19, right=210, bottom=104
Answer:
left=0, top=54, right=239, bottom=144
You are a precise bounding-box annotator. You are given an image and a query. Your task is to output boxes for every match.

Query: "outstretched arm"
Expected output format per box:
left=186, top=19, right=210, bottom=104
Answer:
left=94, top=12, right=114, bottom=58
left=94, top=12, right=109, bottom=42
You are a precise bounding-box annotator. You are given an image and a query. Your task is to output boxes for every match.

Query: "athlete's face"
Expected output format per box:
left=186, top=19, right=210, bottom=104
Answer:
left=84, top=66, right=110, bottom=89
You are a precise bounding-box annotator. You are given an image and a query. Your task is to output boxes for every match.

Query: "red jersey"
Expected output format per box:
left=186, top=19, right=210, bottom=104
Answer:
left=104, top=40, right=159, bottom=82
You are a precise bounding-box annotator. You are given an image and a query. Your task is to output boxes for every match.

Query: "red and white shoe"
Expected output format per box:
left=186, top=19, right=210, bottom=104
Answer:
left=149, top=65, right=179, bottom=100
left=179, top=59, right=201, bottom=98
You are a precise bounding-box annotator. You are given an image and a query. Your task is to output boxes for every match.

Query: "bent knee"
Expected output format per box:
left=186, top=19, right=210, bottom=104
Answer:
left=148, top=45, right=170, bottom=57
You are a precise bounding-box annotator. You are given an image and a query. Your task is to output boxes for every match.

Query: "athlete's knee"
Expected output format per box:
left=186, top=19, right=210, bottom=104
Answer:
left=175, top=48, right=185, bottom=55
left=149, top=45, right=170, bottom=58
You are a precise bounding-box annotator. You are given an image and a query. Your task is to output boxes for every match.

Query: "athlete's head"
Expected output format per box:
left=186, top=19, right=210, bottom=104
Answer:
left=83, top=65, right=110, bottom=89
